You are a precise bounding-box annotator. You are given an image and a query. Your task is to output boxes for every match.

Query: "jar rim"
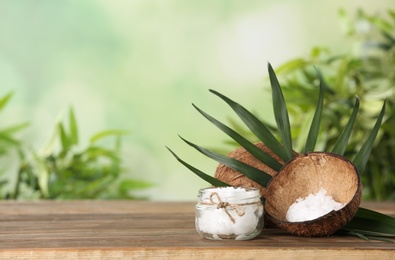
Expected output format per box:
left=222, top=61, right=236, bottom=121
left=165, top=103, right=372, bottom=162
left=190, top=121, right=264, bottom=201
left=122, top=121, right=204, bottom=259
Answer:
left=198, top=186, right=259, bottom=193
left=198, top=186, right=261, bottom=203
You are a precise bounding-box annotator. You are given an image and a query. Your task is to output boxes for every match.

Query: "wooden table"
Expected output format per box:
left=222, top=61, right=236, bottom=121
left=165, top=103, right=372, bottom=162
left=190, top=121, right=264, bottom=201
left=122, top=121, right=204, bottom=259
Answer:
left=0, top=201, right=394, bottom=259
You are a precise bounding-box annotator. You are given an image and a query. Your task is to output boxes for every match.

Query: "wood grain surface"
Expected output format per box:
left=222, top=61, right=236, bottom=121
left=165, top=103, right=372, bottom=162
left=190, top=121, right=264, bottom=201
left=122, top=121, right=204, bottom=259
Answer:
left=0, top=201, right=394, bottom=259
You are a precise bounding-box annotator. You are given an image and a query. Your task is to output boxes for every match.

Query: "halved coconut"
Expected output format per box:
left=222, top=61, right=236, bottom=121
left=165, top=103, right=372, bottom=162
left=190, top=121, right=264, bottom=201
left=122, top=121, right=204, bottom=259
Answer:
left=264, top=152, right=362, bottom=237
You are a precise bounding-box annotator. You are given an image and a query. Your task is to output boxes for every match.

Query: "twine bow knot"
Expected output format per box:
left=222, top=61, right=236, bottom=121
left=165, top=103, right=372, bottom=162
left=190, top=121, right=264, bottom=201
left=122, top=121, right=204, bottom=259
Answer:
left=210, top=192, right=245, bottom=224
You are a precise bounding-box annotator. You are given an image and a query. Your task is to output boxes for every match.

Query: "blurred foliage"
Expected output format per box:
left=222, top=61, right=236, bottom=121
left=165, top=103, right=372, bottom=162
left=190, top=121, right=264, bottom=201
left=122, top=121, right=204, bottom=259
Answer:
left=0, top=92, right=29, bottom=155
left=0, top=92, right=29, bottom=197
left=222, top=9, right=395, bottom=200
left=0, top=93, right=151, bottom=200
left=269, top=9, right=395, bottom=200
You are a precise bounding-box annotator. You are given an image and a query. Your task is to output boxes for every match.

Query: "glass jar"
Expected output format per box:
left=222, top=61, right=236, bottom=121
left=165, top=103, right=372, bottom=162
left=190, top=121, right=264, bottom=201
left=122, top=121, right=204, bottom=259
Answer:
left=195, top=186, right=264, bottom=240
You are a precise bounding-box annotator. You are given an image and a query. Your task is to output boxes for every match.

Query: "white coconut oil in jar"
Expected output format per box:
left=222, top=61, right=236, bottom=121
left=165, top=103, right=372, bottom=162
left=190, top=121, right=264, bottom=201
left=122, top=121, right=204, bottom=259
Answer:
left=195, top=186, right=264, bottom=240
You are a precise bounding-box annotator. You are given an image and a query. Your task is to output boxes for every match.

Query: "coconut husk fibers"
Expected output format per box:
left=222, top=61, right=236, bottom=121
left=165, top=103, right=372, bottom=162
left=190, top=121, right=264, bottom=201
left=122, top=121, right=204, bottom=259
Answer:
left=265, top=152, right=362, bottom=237
left=214, top=142, right=286, bottom=197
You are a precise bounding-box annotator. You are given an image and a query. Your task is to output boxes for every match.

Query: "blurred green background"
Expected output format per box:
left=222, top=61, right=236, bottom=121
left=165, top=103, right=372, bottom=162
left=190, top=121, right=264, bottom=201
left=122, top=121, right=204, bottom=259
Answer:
left=0, top=0, right=394, bottom=201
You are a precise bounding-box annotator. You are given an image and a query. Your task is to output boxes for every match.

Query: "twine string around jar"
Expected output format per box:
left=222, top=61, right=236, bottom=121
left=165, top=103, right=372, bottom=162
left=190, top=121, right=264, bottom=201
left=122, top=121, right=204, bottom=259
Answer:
left=209, top=192, right=246, bottom=224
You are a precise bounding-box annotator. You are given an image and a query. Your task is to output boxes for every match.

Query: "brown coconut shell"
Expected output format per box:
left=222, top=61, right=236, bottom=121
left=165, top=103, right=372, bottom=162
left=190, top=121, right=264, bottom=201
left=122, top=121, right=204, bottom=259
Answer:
left=214, top=142, right=287, bottom=197
left=264, top=152, right=362, bottom=237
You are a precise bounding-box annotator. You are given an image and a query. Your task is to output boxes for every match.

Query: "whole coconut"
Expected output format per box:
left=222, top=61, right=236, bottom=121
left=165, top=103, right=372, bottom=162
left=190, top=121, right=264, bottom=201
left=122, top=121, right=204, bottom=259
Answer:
left=214, top=142, right=288, bottom=197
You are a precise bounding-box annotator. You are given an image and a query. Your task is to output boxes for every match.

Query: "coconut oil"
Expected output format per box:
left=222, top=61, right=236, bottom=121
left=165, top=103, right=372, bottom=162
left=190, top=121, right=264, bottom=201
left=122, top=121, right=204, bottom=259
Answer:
left=286, top=188, right=345, bottom=222
left=195, top=186, right=264, bottom=240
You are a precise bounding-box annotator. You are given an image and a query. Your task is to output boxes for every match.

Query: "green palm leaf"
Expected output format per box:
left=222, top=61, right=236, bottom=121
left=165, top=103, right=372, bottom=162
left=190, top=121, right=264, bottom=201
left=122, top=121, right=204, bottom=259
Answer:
left=58, top=123, right=70, bottom=151
left=268, top=63, right=293, bottom=160
left=303, top=71, right=324, bottom=152
left=339, top=229, right=395, bottom=242
left=179, top=135, right=272, bottom=187
left=192, top=103, right=283, bottom=171
left=344, top=207, right=395, bottom=236
left=353, top=100, right=386, bottom=174
left=356, top=207, right=395, bottom=227
left=0, top=92, right=13, bottom=111
left=166, top=147, right=229, bottom=187
left=69, top=107, right=79, bottom=145
left=0, top=133, right=20, bottom=146
left=209, top=89, right=289, bottom=162
left=90, top=129, right=129, bottom=144
left=331, top=97, right=360, bottom=155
